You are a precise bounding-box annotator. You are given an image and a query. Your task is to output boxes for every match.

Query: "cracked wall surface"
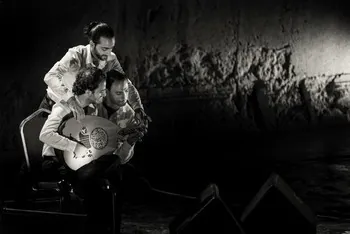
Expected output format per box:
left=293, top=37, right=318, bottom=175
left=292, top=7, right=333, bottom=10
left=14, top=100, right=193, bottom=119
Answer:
left=117, top=0, right=350, bottom=135
left=134, top=41, right=350, bottom=135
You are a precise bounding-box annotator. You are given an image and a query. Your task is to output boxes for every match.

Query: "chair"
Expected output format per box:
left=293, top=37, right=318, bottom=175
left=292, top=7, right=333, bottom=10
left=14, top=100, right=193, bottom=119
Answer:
left=1, top=108, right=87, bottom=233
left=19, top=108, right=74, bottom=208
left=21, top=108, right=52, bottom=173
left=1, top=108, right=121, bottom=234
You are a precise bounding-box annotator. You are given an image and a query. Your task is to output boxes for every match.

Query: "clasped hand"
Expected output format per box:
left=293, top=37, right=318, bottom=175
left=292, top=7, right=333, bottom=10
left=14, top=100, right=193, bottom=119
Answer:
left=134, top=108, right=152, bottom=134
left=117, top=123, right=146, bottom=145
left=126, top=128, right=145, bottom=145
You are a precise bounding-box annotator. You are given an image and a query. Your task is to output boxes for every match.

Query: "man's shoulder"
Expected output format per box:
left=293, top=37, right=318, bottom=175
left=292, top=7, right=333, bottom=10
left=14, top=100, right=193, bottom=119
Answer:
left=51, top=102, right=71, bottom=116
left=68, top=45, right=88, bottom=54
left=107, top=51, right=118, bottom=62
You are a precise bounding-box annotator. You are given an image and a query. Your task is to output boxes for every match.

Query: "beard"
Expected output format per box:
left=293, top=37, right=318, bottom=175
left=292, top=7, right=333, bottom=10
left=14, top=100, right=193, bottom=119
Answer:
left=111, top=99, right=127, bottom=108
left=113, top=99, right=127, bottom=107
left=118, top=100, right=127, bottom=106
left=92, top=47, right=108, bottom=61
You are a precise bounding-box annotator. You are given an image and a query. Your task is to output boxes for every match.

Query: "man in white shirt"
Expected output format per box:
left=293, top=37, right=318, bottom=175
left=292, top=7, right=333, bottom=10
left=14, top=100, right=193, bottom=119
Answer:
left=39, top=66, right=144, bottom=234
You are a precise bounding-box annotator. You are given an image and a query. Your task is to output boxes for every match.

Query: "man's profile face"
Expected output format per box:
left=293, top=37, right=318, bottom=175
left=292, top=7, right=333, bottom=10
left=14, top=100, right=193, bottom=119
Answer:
left=91, top=80, right=107, bottom=104
left=108, top=79, right=128, bottom=107
left=92, top=36, right=115, bottom=61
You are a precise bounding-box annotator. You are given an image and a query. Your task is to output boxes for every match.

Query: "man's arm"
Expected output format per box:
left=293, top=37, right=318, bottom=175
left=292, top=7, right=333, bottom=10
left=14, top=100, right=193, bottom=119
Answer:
left=44, top=49, right=80, bottom=103
left=39, top=104, right=78, bottom=152
left=112, top=106, right=145, bottom=164
left=44, top=49, right=86, bottom=121
left=127, top=80, right=144, bottom=110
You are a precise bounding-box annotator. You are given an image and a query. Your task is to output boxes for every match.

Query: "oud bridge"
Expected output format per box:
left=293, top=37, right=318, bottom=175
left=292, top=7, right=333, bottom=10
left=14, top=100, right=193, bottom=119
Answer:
left=72, top=148, right=93, bottom=159
left=82, top=149, right=93, bottom=158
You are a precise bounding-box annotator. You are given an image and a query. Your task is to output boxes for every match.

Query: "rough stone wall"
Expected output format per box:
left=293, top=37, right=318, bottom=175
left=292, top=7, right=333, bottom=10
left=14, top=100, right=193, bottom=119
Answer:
left=116, top=0, right=350, bottom=135
left=134, top=41, right=350, bottom=133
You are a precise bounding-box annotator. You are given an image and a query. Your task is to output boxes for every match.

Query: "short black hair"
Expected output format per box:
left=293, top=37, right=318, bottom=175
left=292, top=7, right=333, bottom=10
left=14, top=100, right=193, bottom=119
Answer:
left=106, top=70, right=127, bottom=91
left=83, top=21, right=114, bottom=44
left=72, top=67, right=106, bottom=95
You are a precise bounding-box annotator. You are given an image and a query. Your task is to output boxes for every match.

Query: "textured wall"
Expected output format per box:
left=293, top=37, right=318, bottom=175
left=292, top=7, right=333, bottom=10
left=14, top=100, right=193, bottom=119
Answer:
left=115, top=0, right=350, bottom=136
left=2, top=0, right=350, bottom=155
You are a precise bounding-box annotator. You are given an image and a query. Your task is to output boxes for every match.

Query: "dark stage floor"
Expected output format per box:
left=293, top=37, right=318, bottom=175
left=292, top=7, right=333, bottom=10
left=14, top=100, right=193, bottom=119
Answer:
left=3, top=125, right=350, bottom=233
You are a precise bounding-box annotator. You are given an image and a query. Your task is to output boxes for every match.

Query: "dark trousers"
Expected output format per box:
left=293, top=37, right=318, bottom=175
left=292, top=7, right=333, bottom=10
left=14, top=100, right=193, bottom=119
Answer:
left=70, top=155, right=123, bottom=234
left=14, top=156, right=67, bottom=205
left=16, top=153, right=121, bottom=234
left=17, top=154, right=148, bottom=234
left=41, top=154, right=123, bottom=234
left=41, top=156, right=68, bottom=180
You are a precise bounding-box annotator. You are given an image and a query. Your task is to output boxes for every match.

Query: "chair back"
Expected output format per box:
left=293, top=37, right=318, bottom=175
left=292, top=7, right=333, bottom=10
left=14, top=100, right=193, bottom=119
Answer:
left=19, top=108, right=51, bottom=172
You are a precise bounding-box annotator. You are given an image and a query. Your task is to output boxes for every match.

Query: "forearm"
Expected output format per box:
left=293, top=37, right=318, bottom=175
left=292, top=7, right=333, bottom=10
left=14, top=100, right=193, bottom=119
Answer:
left=39, top=105, right=77, bottom=152
left=40, top=130, right=77, bottom=152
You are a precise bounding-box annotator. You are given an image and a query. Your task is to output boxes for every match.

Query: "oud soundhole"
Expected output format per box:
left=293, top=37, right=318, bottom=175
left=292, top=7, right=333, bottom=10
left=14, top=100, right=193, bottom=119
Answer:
left=90, top=127, right=108, bottom=150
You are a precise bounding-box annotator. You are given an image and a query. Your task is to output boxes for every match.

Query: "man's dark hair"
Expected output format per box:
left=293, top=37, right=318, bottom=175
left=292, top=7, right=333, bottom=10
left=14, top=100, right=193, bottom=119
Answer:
left=106, top=70, right=127, bottom=91
left=72, top=67, right=106, bottom=95
left=83, top=21, right=114, bottom=44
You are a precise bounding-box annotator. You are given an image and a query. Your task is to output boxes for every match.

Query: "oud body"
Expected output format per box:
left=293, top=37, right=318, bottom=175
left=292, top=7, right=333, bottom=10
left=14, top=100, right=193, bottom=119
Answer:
left=59, top=115, right=120, bottom=171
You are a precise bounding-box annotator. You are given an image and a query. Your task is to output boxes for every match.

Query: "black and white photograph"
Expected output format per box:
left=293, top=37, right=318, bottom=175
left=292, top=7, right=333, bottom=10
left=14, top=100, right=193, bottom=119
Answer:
left=1, top=0, right=350, bottom=233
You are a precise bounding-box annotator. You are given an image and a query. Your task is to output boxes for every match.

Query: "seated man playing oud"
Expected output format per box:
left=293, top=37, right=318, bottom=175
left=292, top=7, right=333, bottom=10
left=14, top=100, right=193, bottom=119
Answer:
left=39, top=66, right=144, bottom=234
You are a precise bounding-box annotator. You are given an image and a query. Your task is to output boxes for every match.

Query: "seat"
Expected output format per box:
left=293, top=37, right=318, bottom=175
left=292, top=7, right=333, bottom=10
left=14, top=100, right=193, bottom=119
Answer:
left=11, top=108, right=68, bottom=207
left=0, top=108, right=87, bottom=233
left=1, top=108, right=122, bottom=234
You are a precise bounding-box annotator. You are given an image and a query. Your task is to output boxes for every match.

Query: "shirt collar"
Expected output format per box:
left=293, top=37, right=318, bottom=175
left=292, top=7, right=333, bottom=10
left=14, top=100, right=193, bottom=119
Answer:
left=74, top=95, right=84, bottom=107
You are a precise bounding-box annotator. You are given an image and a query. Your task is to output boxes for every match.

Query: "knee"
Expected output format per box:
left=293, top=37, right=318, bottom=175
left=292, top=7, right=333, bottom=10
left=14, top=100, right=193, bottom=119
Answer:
left=42, top=156, right=61, bottom=171
left=76, top=170, right=93, bottom=183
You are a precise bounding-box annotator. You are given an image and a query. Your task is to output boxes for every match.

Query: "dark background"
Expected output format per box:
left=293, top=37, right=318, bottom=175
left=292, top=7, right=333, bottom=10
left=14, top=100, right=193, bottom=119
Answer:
left=2, top=0, right=350, bottom=219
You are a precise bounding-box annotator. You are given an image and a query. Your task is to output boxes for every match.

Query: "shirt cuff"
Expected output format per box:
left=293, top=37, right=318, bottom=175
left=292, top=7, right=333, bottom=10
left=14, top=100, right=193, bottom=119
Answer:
left=67, top=141, right=78, bottom=153
left=123, top=141, right=133, bottom=151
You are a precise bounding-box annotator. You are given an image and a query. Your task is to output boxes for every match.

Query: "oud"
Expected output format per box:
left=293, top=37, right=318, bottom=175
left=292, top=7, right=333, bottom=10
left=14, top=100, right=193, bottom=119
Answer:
left=58, top=115, right=143, bottom=171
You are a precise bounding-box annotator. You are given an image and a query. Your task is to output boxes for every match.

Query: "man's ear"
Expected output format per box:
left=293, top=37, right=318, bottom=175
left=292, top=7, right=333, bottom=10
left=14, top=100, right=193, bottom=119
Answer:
left=85, top=89, right=92, bottom=96
left=89, top=40, right=94, bottom=48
